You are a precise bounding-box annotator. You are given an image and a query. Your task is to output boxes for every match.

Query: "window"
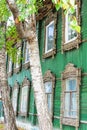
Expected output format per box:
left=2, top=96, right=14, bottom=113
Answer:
left=16, top=47, right=21, bottom=68
left=64, top=78, right=77, bottom=118
left=45, top=21, right=54, bottom=53
left=62, top=0, right=81, bottom=51
left=65, top=7, right=77, bottom=43
left=8, top=58, right=12, bottom=72
left=44, top=82, right=53, bottom=115
left=43, top=12, right=57, bottom=58
left=43, top=70, right=55, bottom=117
left=20, top=77, right=30, bottom=116
left=12, top=81, right=19, bottom=115
left=60, top=63, right=81, bottom=127
left=25, top=42, right=29, bottom=63
left=12, top=89, right=18, bottom=113
left=20, top=86, right=28, bottom=113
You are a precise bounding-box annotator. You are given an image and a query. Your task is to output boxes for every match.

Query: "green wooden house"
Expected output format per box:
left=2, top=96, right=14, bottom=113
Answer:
left=1, top=0, right=87, bottom=130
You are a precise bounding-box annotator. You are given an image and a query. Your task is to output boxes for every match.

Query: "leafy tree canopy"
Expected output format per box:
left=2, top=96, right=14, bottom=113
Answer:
left=0, top=0, right=80, bottom=61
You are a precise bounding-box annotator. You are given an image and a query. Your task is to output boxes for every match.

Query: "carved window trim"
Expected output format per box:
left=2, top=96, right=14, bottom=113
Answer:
left=19, top=77, right=30, bottom=116
left=14, top=42, right=22, bottom=73
left=62, top=0, right=81, bottom=52
left=43, top=12, right=57, bottom=58
left=22, top=40, right=30, bottom=69
left=60, top=63, right=81, bottom=127
left=43, top=70, right=55, bottom=117
left=12, top=81, right=19, bottom=115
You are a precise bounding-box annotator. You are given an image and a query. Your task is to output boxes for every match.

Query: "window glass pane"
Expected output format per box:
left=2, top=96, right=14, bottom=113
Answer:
left=25, top=42, right=29, bottom=63
left=44, top=81, right=53, bottom=115
left=66, top=79, right=76, bottom=91
left=71, top=93, right=77, bottom=110
left=16, top=47, right=21, bottom=68
left=65, top=7, right=77, bottom=42
left=47, top=94, right=52, bottom=113
left=44, top=82, right=52, bottom=93
left=65, top=78, right=77, bottom=118
left=68, top=13, right=77, bottom=41
left=21, top=86, right=28, bottom=113
left=12, top=89, right=18, bottom=112
left=64, top=93, right=70, bottom=117
left=8, top=58, right=12, bottom=72
left=46, top=21, right=54, bottom=52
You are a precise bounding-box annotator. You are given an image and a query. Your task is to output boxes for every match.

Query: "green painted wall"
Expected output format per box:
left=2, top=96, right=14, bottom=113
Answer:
left=38, top=0, right=87, bottom=129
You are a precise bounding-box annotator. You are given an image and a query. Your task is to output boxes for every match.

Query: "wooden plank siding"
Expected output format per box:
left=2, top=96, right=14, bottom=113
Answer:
left=38, top=0, right=87, bottom=129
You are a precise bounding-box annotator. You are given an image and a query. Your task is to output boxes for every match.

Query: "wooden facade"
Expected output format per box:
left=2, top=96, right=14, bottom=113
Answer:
left=1, top=0, right=87, bottom=130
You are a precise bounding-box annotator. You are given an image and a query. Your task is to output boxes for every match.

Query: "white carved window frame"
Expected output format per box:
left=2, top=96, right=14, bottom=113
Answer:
left=43, top=70, right=55, bottom=118
left=60, top=63, right=81, bottom=127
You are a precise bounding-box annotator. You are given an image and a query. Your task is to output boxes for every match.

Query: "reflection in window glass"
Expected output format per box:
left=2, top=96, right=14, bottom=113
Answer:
left=12, top=89, right=18, bottom=112
left=20, top=86, right=28, bottom=113
left=44, top=81, right=53, bottom=115
left=45, top=21, right=54, bottom=52
left=64, top=78, right=77, bottom=118
left=65, top=7, right=77, bottom=43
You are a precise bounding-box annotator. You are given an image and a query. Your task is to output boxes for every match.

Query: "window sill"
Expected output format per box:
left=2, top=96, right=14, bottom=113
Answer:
left=62, top=36, right=81, bottom=52
left=43, top=49, right=56, bottom=58
left=62, top=117, right=79, bottom=127
left=22, top=61, right=30, bottom=69
left=18, top=111, right=28, bottom=117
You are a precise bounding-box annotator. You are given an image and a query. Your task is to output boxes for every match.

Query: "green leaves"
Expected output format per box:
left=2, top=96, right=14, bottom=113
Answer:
left=70, top=16, right=81, bottom=33
left=52, top=0, right=81, bottom=33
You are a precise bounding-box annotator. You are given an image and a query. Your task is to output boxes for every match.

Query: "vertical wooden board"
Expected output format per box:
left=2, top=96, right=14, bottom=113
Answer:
left=54, top=80, right=61, bottom=117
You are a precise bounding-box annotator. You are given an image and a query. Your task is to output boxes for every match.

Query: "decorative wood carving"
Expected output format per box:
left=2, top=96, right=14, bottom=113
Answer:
left=43, top=70, right=55, bottom=85
left=36, top=1, right=54, bottom=21
left=13, top=81, right=19, bottom=90
left=22, top=77, right=30, bottom=87
left=60, top=63, right=81, bottom=128
left=22, top=62, right=30, bottom=69
left=61, top=0, right=81, bottom=52
left=7, top=71, right=12, bottom=77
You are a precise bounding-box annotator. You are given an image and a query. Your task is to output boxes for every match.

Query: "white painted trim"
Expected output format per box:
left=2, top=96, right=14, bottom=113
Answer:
left=80, top=120, right=87, bottom=124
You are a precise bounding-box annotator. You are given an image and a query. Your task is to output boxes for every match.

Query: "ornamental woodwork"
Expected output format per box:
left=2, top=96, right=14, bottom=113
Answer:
left=60, top=63, right=81, bottom=128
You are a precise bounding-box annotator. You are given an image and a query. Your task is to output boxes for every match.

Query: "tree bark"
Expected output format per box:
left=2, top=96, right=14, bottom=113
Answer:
left=0, top=47, right=18, bottom=130
left=27, top=34, right=53, bottom=130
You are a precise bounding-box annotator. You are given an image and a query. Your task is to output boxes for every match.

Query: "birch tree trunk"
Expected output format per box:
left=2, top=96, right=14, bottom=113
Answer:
left=27, top=35, right=53, bottom=130
left=6, top=1, right=53, bottom=130
left=0, top=47, right=18, bottom=130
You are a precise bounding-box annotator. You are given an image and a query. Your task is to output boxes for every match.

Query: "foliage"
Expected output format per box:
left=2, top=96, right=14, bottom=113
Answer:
left=52, top=0, right=81, bottom=32
left=0, top=0, right=81, bottom=61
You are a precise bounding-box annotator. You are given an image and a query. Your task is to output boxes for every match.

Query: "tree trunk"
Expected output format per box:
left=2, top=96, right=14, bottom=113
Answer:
left=6, top=1, right=53, bottom=129
left=27, top=33, right=53, bottom=130
left=0, top=47, right=18, bottom=130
